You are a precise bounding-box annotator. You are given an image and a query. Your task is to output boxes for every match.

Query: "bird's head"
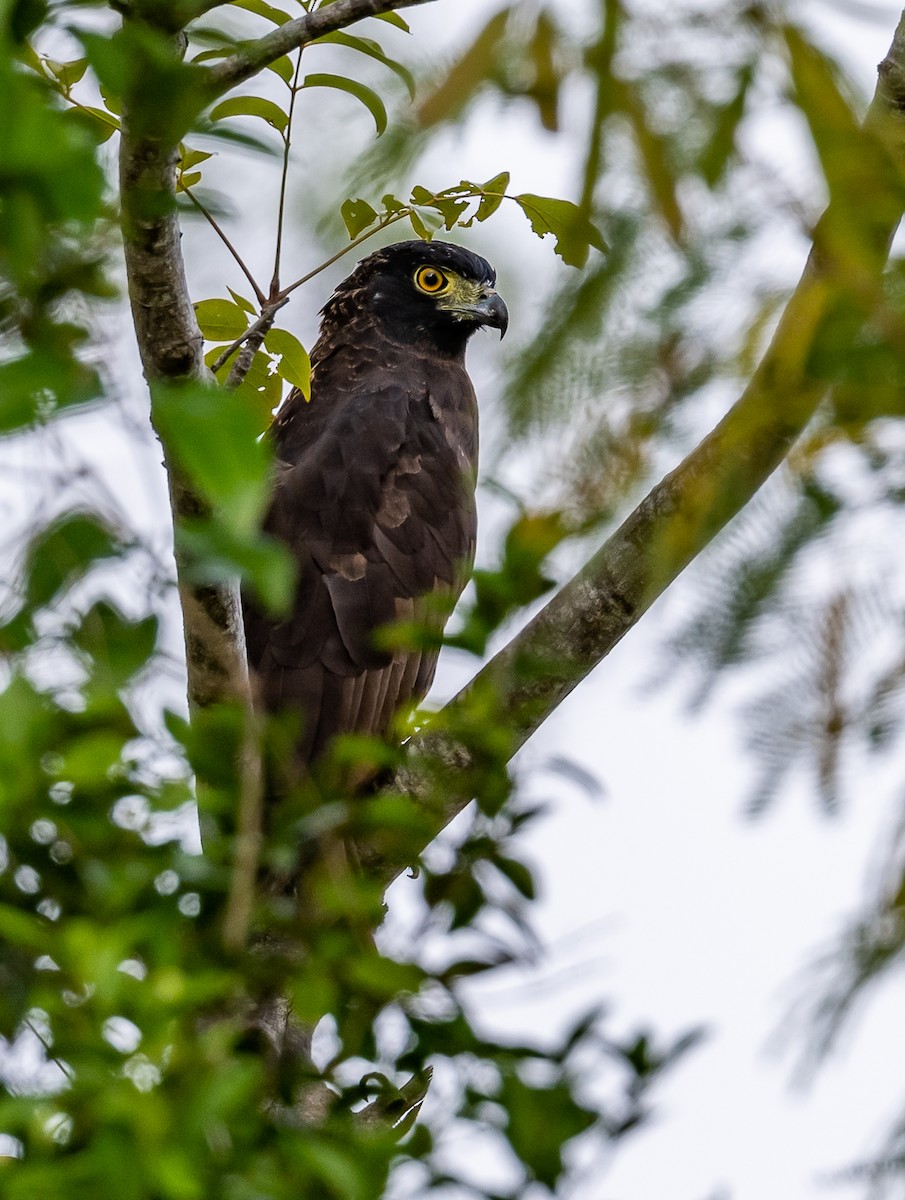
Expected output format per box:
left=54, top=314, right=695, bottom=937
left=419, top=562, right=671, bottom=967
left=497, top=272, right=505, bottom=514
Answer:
left=322, top=240, right=508, bottom=357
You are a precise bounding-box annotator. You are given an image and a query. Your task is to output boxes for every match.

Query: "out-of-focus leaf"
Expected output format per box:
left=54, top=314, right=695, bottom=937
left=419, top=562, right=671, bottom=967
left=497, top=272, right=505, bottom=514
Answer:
left=44, top=57, right=87, bottom=89
left=209, top=94, right=289, bottom=134
left=501, top=1075, right=597, bottom=1188
left=699, top=62, right=753, bottom=188
left=785, top=24, right=902, bottom=274
left=514, top=193, right=606, bottom=267
left=177, top=520, right=295, bottom=614
left=415, top=7, right=510, bottom=128
left=73, top=601, right=158, bottom=691
left=151, top=381, right=270, bottom=533
left=314, top=31, right=416, bottom=98
left=21, top=513, right=123, bottom=613
left=619, top=79, right=684, bottom=242
left=302, top=72, right=387, bottom=136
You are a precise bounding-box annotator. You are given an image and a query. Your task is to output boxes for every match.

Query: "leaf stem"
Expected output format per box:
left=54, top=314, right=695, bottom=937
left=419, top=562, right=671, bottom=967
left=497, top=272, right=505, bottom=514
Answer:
left=277, top=211, right=408, bottom=298
left=182, top=185, right=267, bottom=307
left=270, top=50, right=304, bottom=297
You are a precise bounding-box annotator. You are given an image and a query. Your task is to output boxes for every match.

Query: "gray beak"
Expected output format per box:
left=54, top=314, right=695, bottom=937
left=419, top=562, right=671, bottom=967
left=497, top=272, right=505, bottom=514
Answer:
left=473, top=290, right=509, bottom=338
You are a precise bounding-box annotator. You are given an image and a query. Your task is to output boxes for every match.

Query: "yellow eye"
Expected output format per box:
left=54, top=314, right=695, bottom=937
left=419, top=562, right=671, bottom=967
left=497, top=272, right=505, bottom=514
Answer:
left=414, top=266, right=449, bottom=294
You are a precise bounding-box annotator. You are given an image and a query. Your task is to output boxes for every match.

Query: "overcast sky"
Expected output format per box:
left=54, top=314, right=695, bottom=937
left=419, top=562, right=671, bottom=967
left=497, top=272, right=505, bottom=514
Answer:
left=4, top=1, right=905, bottom=1195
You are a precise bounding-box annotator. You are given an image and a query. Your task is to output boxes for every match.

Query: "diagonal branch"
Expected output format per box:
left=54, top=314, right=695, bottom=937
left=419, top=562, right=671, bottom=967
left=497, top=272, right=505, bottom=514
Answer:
left=206, top=0, right=436, bottom=99
left=357, top=11, right=905, bottom=888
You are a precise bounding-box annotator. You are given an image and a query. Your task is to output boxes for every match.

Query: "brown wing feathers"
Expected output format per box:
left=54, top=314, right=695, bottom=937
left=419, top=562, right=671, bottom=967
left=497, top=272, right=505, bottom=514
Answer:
left=241, top=240, right=505, bottom=780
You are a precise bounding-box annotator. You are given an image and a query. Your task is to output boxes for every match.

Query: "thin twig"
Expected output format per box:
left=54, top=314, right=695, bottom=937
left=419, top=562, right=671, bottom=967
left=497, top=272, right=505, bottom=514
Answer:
left=270, top=50, right=304, bottom=297
left=211, top=296, right=289, bottom=378
left=277, top=212, right=409, bottom=298
left=183, top=185, right=267, bottom=307
left=24, top=1019, right=74, bottom=1084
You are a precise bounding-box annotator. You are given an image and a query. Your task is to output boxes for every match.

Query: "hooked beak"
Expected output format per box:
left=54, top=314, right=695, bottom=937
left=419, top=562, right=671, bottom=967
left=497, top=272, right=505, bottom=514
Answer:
left=471, top=289, right=509, bottom=338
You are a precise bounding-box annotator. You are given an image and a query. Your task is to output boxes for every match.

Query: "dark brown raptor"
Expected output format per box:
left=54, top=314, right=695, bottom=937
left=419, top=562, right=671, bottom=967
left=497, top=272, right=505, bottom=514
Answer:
left=242, top=240, right=508, bottom=779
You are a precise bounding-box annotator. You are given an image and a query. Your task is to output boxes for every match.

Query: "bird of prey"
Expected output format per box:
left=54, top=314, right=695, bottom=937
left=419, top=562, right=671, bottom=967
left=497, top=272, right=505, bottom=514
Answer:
left=242, top=240, right=508, bottom=784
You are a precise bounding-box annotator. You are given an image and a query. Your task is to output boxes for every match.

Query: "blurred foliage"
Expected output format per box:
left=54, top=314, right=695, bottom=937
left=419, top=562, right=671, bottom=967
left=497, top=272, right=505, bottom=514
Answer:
left=5, top=0, right=905, bottom=1194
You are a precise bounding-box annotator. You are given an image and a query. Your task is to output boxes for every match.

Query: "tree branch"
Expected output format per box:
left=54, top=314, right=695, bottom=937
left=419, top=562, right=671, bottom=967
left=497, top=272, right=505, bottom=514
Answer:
left=206, top=0, right=436, bottom=99
left=119, top=30, right=250, bottom=712
left=357, top=11, right=905, bottom=887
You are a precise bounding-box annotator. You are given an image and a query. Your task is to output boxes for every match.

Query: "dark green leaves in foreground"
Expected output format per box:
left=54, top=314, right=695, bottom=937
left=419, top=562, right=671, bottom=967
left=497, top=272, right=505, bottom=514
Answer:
left=151, top=381, right=294, bottom=612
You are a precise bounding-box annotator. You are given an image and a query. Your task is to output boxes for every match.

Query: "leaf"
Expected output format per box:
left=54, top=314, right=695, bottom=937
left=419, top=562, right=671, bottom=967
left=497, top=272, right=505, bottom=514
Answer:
left=45, top=57, right=87, bottom=88
left=227, top=287, right=256, bottom=315
left=22, top=513, right=123, bottom=613
left=784, top=24, right=901, bottom=271
left=73, top=601, right=158, bottom=690
left=266, top=54, right=294, bottom=84
left=73, top=106, right=120, bottom=141
left=373, top=11, right=409, bottom=31
left=209, top=95, right=289, bottom=134
left=302, top=72, right=387, bottom=136
left=476, top=170, right=510, bottom=221
left=230, top=0, right=292, bottom=23
left=619, top=79, right=684, bottom=242
left=194, top=298, right=249, bottom=341
left=180, top=146, right=213, bottom=170
left=408, top=206, right=442, bottom=239
left=494, top=855, right=536, bottom=900
left=264, top=328, right=311, bottom=397
left=416, top=7, right=510, bottom=128
left=514, top=193, right=606, bottom=267
left=314, top=31, right=416, bottom=99
left=340, top=197, right=378, bottom=238
left=151, top=381, right=270, bottom=533
left=176, top=170, right=202, bottom=191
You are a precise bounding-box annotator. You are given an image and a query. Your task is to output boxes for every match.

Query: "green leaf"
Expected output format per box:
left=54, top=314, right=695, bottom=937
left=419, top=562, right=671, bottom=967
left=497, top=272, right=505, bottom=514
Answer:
left=409, top=206, right=442, bottom=239
left=514, top=192, right=606, bottom=267
left=416, top=7, right=509, bottom=128
left=619, top=79, right=683, bottom=242
left=151, top=382, right=270, bottom=534
left=501, top=1076, right=597, bottom=1188
left=476, top=170, right=510, bottom=221
left=301, top=73, right=387, bottom=136
left=340, top=197, right=378, bottom=238
left=21, top=513, right=123, bottom=613
left=266, top=54, right=295, bottom=84
left=373, top=11, right=409, bottom=31
left=494, top=855, right=536, bottom=900
left=0, top=346, right=101, bottom=436
left=231, top=0, right=292, bottom=23
left=176, top=521, right=295, bottom=614
left=227, top=287, right=256, bottom=315
left=209, top=95, right=289, bottom=134
left=314, top=31, right=416, bottom=99
left=45, top=57, right=88, bottom=88
left=72, top=106, right=119, bottom=140
left=180, top=146, right=213, bottom=170
left=73, top=601, right=159, bottom=691
left=194, top=298, right=249, bottom=341
left=264, top=328, right=311, bottom=397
